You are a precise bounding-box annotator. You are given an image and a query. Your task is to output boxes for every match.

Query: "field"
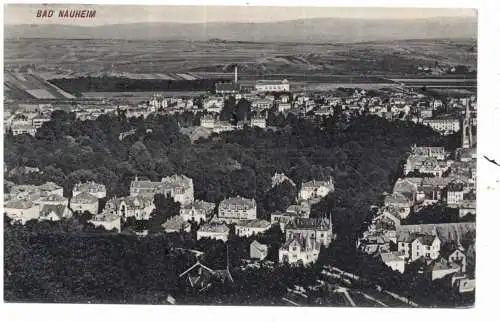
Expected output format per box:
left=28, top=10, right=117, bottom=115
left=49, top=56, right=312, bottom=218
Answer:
left=4, top=38, right=476, bottom=77
left=4, top=38, right=476, bottom=99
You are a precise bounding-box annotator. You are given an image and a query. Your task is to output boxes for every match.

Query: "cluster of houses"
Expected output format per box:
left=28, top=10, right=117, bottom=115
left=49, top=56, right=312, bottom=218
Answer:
left=4, top=180, right=106, bottom=224
left=357, top=136, right=476, bottom=292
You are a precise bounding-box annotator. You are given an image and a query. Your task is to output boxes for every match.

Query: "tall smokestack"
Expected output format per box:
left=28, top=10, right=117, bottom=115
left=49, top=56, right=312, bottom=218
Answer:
left=234, top=65, right=238, bottom=84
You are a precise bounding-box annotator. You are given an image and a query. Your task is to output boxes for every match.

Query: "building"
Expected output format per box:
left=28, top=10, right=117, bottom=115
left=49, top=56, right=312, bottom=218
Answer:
left=4, top=200, right=41, bottom=224
left=255, top=79, right=290, bottom=93
left=162, top=215, right=192, bottom=233
left=446, top=182, right=465, bottom=207
left=180, top=200, right=216, bottom=224
left=104, top=196, right=155, bottom=221
left=279, top=236, right=320, bottom=266
left=410, top=145, right=446, bottom=160
left=178, top=261, right=233, bottom=291
left=278, top=103, right=292, bottom=113
left=441, top=242, right=467, bottom=273
left=159, top=175, right=195, bottom=205
left=70, top=192, right=99, bottom=214
left=129, top=175, right=194, bottom=205
left=39, top=204, right=72, bottom=221
left=271, top=211, right=299, bottom=232
left=286, top=203, right=311, bottom=218
left=250, top=117, right=266, bottom=128
left=35, top=194, right=69, bottom=207
left=298, top=178, right=334, bottom=201
left=251, top=99, right=274, bottom=111
left=397, top=232, right=441, bottom=262
left=250, top=240, right=268, bottom=260
left=380, top=252, right=406, bottom=274
left=129, top=177, right=161, bottom=198
left=197, top=223, right=230, bottom=242
left=285, top=217, right=333, bottom=247
left=38, top=181, right=64, bottom=197
left=89, top=213, right=121, bottom=232
left=427, top=258, right=461, bottom=280
left=10, top=121, right=36, bottom=136
left=218, top=196, right=257, bottom=224
left=6, top=184, right=41, bottom=202
left=200, top=115, right=216, bottom=129
left=271, top=172, right=296, bottom=188
left=383, top=192, right=412, bottom=219
left=235, top=219, right=272, bottom=237
left=73, top=181, right=107, bottom=199
left=421, top=117, right=460, bottom=134
left=32, top=116, right=51, bottom=129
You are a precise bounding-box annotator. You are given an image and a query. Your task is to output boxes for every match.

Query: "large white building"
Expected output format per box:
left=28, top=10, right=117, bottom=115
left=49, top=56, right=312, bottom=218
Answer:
left=4, top=200, right=41, bottom=224
left=218, top=196, right=257, bottom=224
left=197, top=223, right=230, bottom=242
left=180, top=200, right=216, bottom=224
left=298, top=178, right=334, bottom=201
left=421, top=117, right=460, bottom=134
left=255, top=79, right=290, bottom=93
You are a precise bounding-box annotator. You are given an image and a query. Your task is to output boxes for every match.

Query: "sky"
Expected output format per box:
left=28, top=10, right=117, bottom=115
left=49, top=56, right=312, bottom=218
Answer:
left=4, top=4, right=477, bottom=26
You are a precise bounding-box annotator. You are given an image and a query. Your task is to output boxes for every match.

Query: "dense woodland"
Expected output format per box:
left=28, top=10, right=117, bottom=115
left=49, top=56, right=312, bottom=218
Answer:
left=49, top=76, right=230, bottom=96
left=4, top=107, right=464, bottom=304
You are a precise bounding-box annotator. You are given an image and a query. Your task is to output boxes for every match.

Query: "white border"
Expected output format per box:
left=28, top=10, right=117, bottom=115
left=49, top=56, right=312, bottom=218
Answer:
left=1, top=0, right=498, bottom=322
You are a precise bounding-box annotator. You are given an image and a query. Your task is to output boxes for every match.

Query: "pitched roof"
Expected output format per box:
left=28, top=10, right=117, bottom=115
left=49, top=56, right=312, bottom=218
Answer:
left=38, top=181, right=62, bottom=191
left=380, top=252, right=405, bottom=263
left=250, top=240, right=268, bottom=252
left=198, top=223, right=229, bottom=233
left=286, top=217, right=331, bottom=230
left=40, top=204, right=68, bottom=218
left=236, top=219, right=271, bottom=228
left=71, top=192, right=99, bottom=203
left=220, top=196, right=256, bottom=209
left=5, top=199, right=35, bottom=209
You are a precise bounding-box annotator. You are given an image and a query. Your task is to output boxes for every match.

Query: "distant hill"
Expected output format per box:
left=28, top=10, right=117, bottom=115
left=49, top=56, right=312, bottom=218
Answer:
left=4, top=17, right=477, bottom=43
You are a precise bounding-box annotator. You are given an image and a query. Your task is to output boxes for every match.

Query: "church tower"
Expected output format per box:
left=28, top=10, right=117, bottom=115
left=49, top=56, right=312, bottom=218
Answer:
left=462, top=98, right=473, bottom=148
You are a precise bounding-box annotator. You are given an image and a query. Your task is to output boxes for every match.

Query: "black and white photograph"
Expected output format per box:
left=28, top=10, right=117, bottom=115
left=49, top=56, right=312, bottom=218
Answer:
left=3, top=2, right=481, bottom=309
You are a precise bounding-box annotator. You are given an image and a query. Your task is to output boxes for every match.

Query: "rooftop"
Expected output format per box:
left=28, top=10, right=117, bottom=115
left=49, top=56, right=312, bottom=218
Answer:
left=220, top=196, right=256, bottom=208
left=198, top=223, right=230, bottom=234
left=236, top=219, right=271, bottom=228
left=5, top=199, right=35, bottom=209
left=71, top=192, right=99, bottom=203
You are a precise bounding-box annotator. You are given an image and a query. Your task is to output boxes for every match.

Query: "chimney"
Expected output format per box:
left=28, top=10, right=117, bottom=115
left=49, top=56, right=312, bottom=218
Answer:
left=234, top=65, right=238, bottom=84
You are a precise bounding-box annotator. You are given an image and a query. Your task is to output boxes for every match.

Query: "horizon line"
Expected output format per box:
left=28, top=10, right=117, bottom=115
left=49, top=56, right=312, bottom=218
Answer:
left=3, top=15, right=477, bottom=27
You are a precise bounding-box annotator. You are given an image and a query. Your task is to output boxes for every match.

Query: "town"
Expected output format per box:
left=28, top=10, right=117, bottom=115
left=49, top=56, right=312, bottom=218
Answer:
left=4, top=62, right=476, bottom=306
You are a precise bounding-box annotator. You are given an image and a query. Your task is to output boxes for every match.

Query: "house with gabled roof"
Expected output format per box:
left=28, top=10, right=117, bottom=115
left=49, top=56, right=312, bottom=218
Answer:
left=179, top=258, right=234, bottom=292
left=427, top=257, right=461, bottom=280
left=397, top=232, right=441, bottom=262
